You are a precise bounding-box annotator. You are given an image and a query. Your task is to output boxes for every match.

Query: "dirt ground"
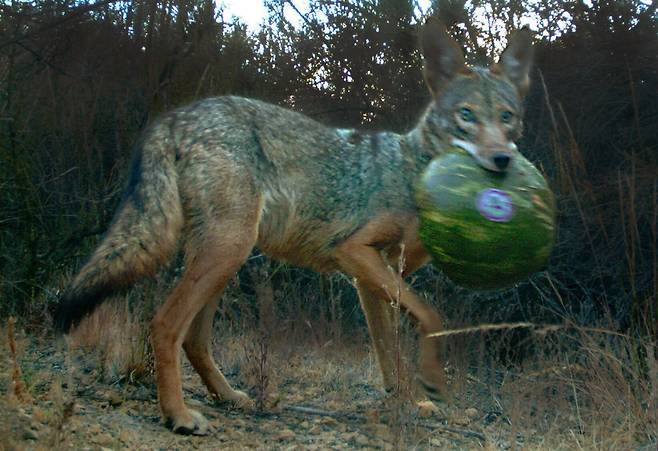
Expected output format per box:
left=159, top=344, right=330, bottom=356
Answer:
left=1, top=322, right=656, bottom=450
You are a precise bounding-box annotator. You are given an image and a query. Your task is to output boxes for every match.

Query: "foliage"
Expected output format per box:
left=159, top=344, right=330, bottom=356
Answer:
left=0, top=0, right=656, bottom=339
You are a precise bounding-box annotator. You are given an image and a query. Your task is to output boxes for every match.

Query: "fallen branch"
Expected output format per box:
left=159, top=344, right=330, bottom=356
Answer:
left=282, top=404, right=363, bottom=421
left=426, top=322, right=630, bottom=339
left=418, top=421, right=487, bottom=441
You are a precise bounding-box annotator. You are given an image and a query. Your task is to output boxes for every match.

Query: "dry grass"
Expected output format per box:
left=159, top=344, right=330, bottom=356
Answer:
left=435, top=316, right=658, bottom=449
left=7, top=317, right=32, bottom=405
left=67, top=299, right=153, bottom=384
left=55, top=269, right=656, bottom=449
left=241, top=264, right=276, bottom=410
left=47, top=379, right=75, bottom=449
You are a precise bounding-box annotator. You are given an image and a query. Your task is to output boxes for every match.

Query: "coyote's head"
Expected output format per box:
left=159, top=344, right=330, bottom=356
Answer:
left=419, top=19, right=534, bottom=172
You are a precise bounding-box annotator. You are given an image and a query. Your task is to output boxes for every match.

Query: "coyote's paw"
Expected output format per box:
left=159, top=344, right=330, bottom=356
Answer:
left=227, top=389, right=254, bottom=410
left=417, top=365, right=447, bottom=404
left=416, top=399, right=441, bottom=418
left=166, top=408, right=211, bottom=436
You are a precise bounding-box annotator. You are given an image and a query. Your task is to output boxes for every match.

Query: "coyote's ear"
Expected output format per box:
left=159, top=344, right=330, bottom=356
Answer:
left=421, top=18, right=468, bottom=97
left=492, top=27, right=534, bottom=98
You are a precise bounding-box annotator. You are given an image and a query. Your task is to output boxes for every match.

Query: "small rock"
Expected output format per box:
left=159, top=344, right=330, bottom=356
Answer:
left=452, top=415, right=471, bottom=426
left=119, top=429, right=136, bottom=443
left=106, top=391, right=123, bottom=407
left=87, top=423, right=103, bottom=435
left=342, top=432, right=357, bottom=440
left=288, top=394, right=304, bottom=403
left=276, top=428, right=295, bottom=441
left=354, top=434, right=370, bottom=446
left=225, top=428, right=245, bottom=440
left=417, top=400, right=440, bottom=418
left=326, top=400, right=341, bottom=410
left=321, top=417, right=339, bottom=426
left=465, top=407, right=479, bottom=419
left=93, top=432, right=114, bottom=446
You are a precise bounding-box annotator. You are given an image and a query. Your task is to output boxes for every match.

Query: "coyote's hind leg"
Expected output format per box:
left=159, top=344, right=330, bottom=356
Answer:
left=150, top=196, right=261, bottom=435
left=182, top=296, right=254, bottom=408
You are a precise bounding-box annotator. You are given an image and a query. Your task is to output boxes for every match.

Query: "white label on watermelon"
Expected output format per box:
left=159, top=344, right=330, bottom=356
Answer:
left=476, top=189, right=515, bottom=222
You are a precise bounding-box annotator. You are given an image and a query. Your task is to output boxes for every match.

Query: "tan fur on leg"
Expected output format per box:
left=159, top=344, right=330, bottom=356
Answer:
left=356, top=281, right=397, bottom=391
left=183, top=297, right=253, bottom=408
left=151, top=203, right=261, bottom=435
left=334, top=216, right=447, bottom=401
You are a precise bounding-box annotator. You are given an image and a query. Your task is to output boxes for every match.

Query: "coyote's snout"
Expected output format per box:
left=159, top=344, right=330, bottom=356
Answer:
left=55, top=18, right=534, bottom=435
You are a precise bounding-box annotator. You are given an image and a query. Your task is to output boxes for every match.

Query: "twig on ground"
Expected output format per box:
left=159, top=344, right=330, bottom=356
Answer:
left=282, top=404, right=363, bottom=421
left=426, top=322, right=630, bottom=339
left=418, top=421, right=487, bottom=441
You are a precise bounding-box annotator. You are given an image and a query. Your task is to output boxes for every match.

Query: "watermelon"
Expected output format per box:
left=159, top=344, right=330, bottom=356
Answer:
left=415, top=147, right=556, bottom=290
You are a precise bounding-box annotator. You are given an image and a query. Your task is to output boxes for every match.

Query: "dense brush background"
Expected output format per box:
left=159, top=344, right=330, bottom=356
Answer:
left=1, top=1, right=657, bottom=447
left=1, top=0, right=656, bottom=382
left=2, top=0, right=655, bottom=336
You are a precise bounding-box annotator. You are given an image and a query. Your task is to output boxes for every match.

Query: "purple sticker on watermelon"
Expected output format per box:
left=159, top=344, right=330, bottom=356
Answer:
left=475, top=188, right=515, bottom=222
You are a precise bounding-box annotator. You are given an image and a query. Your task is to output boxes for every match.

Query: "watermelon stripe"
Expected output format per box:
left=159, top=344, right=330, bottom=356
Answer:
left=416, top=148, right=556, bottom=290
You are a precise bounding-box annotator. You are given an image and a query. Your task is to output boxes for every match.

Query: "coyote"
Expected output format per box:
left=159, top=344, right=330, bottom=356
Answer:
left=55, top=19, right=533, bottom=435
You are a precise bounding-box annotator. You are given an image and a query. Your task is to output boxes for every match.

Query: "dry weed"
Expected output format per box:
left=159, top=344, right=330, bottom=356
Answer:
left=7, top=317, right=32, bottom=405
left=67, top=299, right=153, bottom=384
left=242, top=263, right=276, bottom=411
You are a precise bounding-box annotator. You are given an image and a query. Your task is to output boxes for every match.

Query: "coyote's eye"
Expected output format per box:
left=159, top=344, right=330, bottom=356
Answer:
left=459, top=107, right=476, bottom=123
left=500, top=111, right=514, bottom=123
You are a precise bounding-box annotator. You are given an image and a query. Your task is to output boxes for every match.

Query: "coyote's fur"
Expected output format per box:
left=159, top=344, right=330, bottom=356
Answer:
left=55, top=19, right=533, bottom=435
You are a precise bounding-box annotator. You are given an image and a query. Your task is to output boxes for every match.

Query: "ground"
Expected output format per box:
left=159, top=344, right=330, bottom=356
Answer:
left=1, top=315, right=656, bottom=450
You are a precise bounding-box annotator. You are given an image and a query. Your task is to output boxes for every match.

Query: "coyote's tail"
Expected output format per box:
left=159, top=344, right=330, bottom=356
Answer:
left=54, top=122, right=183, bottom=333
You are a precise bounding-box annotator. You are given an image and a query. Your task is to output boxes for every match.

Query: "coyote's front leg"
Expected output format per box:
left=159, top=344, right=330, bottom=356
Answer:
left=334, top=217, right=447, bottom=401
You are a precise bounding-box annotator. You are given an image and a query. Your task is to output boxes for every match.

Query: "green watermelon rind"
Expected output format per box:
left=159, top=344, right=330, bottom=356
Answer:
left=415, top=148, right=556, bottom=290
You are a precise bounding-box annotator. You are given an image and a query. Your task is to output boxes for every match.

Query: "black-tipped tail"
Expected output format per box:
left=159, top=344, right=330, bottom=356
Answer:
left=53, top=283, right=122, bottom=334
left=54, top=119, right=183, bottom=334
